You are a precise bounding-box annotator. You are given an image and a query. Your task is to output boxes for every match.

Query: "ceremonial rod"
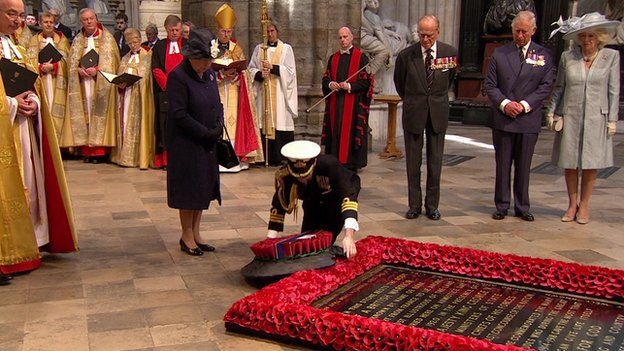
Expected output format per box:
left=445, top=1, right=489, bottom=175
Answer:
left=260, top=0, right=270, bottom=167
left=305, top=62, right=371, bottom=113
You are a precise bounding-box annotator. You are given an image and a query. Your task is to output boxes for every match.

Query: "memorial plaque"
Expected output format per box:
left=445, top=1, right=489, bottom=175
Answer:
left=314, top=265, right=624, bottom=351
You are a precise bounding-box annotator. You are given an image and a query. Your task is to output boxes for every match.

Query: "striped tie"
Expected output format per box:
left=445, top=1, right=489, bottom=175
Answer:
left=425, top=48, right=434, bottom=90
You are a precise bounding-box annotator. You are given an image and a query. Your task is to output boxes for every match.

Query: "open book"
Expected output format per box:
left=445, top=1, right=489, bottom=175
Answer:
left=211, top=58, right=247, bottom=72
left=98, top=71, right=142, bottom=86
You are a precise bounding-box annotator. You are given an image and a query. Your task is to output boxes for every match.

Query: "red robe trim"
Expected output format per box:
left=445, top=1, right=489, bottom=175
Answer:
left=233, top=73, right=259, bottom=157
left=42, top=131, right=76, bottom=253
left=153, top=39, right=183, bottom=91
left=328, top=48, right=362, bottom=164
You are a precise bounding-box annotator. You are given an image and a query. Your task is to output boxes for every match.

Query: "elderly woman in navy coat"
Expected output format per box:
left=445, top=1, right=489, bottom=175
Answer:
left=167, top=28, right=223, bottom=256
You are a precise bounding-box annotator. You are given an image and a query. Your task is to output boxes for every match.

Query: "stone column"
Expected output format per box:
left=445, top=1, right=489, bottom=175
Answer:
left=138, top=0, right=181, bottom=38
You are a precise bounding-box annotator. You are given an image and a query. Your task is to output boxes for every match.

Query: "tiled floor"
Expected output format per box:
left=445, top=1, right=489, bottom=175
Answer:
left=1, top=123, right=623, bottom=351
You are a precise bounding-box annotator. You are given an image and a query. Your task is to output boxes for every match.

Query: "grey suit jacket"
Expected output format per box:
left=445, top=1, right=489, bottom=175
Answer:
left=484, top=42, right=556, bottom=134
left=394, top=41, right=457, bottom=134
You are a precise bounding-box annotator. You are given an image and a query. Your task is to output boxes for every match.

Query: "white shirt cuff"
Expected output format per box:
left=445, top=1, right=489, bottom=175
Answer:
left=347, top=82, right=351, bottom=93
left=499, top=99, right=511, bottom=112
left=344, top=217, right=359, bottom=231
left=520, top=100, right=531, bottom=113
left=267, top=230, right=279, bottom=238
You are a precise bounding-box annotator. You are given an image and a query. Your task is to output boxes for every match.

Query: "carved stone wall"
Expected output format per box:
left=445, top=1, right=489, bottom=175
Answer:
left=138, top=1, right=182, bottom=39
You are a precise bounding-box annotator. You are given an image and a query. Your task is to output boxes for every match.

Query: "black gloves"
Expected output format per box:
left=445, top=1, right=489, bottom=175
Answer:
left=204, top=126, right=223, bottom=143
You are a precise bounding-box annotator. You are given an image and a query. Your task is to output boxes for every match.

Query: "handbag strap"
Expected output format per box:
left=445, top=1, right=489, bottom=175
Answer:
left=217, top=117, right=233, bottom=143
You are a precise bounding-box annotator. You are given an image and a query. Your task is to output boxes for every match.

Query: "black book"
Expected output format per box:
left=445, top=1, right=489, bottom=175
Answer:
left=0, top=58, right=39, bottom=97
left=38, top=43, right=63, bottom=63
left=98, top=71, right=142, bottom=86
left=79, top=49, right=99, bottom=68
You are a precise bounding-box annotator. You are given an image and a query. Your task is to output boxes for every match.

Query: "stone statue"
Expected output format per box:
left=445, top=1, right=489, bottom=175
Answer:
left=483, top=0, right=536, bottom=35
left=361, top=0, right=409, bottom=74
left=86, top=0, right=109, bottom=14
left=360, top=0, right=409, bottom=93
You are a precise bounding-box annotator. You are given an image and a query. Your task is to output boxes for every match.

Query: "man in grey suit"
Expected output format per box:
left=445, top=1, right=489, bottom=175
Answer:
left=394, top=15, right=457, bottom=220
left=484, top=11, right=556, bottom=221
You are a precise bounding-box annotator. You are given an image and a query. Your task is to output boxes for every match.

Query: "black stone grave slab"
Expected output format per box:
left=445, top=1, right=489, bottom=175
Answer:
left=313, top=265, right=624, bottom=351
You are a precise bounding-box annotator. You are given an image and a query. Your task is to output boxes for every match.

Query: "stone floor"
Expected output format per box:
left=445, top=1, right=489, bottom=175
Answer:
left=1, top=123, right=624, bottom=351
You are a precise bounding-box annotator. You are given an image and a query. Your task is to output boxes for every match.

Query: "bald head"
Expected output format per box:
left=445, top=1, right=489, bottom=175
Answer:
left=0, top=0, right=24, bottom=35
left=417, top=15, right=440, bottom=50
left=338, top=26, right=353, bottom=50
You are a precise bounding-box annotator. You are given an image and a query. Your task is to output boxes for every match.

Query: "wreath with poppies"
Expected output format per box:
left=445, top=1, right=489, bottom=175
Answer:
left=224, top=236, right=624, bottom=350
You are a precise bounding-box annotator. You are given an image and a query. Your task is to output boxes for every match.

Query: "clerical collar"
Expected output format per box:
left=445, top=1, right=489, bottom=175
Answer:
left=268, top=41, right=278, bottom=47
left=340, top=45, right=353, bottom=55
left=54, top=23, right=59, bottom=28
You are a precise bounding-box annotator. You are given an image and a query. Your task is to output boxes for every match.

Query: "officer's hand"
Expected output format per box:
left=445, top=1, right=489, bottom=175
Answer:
left=342, top=230, right=357, bottom=259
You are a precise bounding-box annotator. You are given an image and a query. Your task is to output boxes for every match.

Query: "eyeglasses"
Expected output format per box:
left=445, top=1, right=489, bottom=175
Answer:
left=1, top=10, right=26, bottom=20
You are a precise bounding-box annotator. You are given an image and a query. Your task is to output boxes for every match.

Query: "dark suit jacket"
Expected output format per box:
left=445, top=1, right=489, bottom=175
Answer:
left=484, top=42, right=556, bottom=133
left=55, top=23, right=73, bottom=41
left=394, top=41, right=457, bottom=134
left=114, top=30, right=130, bottom=57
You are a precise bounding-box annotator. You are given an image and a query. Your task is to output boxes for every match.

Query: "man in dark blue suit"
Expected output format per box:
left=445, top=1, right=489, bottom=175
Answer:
left=484, top=11, right=555, bottom=221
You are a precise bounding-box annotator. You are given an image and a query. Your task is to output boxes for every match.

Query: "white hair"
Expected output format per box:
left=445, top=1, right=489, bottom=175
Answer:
left=512, top=11, right=537, bottom=30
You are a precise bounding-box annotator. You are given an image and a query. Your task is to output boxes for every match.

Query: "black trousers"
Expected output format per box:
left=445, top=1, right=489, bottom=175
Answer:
left=492, top=129, right=538, bottom=213
left=260, top=130, right=295, bottom=166
left=404, top=120, right=445, bottom=213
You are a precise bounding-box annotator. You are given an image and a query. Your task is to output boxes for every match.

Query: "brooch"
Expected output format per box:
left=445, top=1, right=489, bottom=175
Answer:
left=430, top=56, right=457, bottom=70
left=525, top=51, right=546, bottom=66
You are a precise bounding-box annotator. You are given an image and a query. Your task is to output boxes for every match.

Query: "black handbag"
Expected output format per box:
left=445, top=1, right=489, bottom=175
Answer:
left=216, top=119, right=239, bottom=169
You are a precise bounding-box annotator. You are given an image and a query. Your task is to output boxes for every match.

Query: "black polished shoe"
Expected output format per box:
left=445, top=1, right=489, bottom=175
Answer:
left=515, top=211, right=535, bottom=222
left=492, top=210, right=508, bottom=220
left=426, top=209, right=441, bottom=220
left=0, top=274, right=12, bottom=286
left=179, top=239, right=203, bottom=256
left=405, top=208, right=421, bottom=219
left=195, top=241, right=215, bottom=252
left=83, top=157, right=91, bottom=163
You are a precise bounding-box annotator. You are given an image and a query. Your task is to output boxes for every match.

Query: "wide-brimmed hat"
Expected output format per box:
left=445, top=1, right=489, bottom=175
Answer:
left=550, top=12, right=620, bottom=40
left=281, top=140, right=321, bottom=178
left=182, top=27, right=223, bottom=59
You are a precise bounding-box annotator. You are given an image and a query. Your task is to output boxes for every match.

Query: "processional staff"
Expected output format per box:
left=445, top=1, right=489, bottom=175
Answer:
left=260, top=0, right=271, bottom=167
left=305, top=62, right=372, bottom=113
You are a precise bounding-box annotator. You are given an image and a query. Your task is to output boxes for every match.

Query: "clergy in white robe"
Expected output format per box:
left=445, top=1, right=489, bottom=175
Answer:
left=248, top=22, right=298, bottom=166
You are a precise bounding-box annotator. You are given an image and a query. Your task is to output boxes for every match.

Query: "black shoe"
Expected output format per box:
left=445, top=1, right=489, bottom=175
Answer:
left=515, top=211, right=534, bottom=222
left=405, top=208, right=421, bottom=219
left=179, top=239, right=203, bottom=256
left=195, top=241, right=215, bottom=252
left=0, top=274, right=11, bottom=286
left=492, top=210, right=508, bottom=220
left=426, top=209, right=441, bottom=220
left=83, top=157, right=91, bottom=163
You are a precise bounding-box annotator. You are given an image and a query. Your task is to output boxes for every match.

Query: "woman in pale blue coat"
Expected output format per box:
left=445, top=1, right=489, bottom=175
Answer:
left=547, top=13, right=620, bottom=224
